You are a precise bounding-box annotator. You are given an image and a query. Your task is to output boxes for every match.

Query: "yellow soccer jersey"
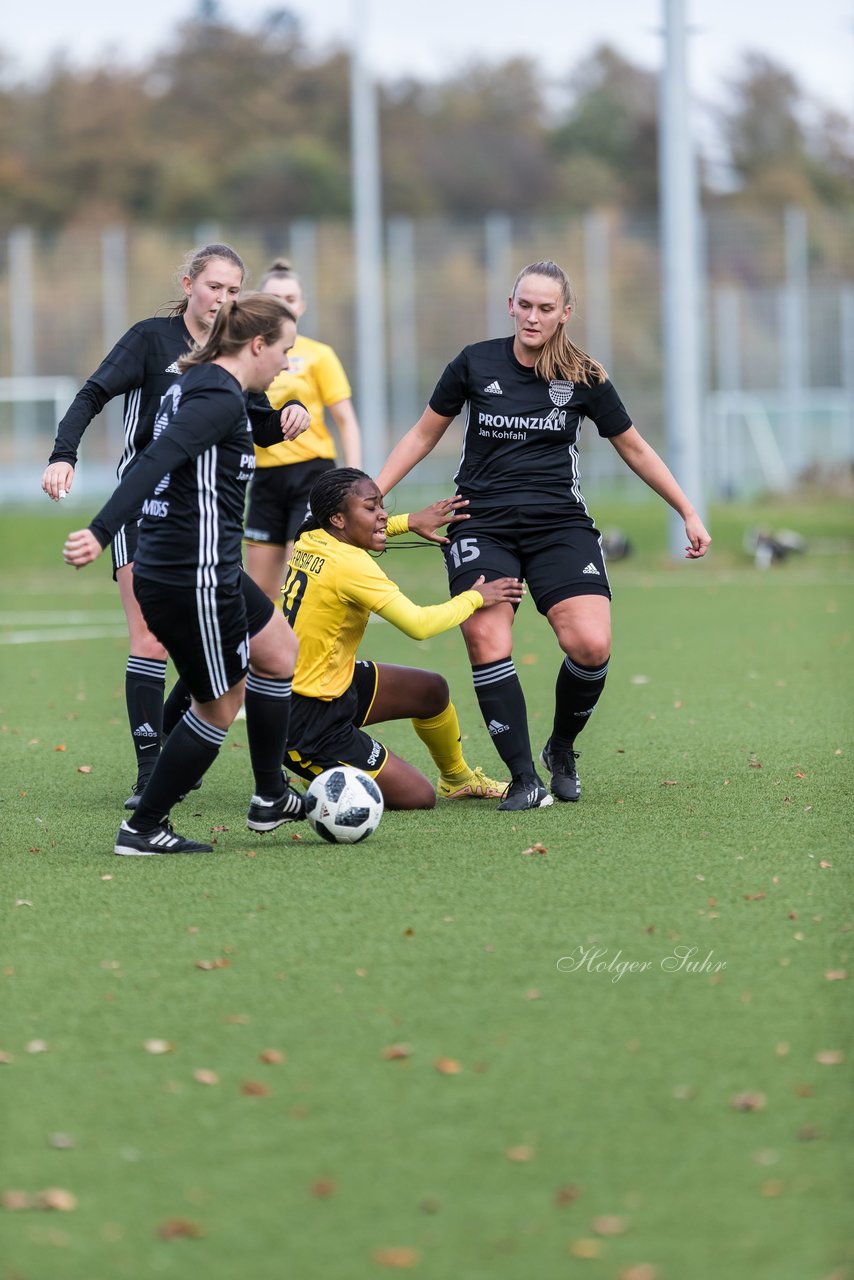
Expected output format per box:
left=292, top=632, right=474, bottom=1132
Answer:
left=284, top=523, right=483, bottom=700
left=257, top=334, right=352, bottom=467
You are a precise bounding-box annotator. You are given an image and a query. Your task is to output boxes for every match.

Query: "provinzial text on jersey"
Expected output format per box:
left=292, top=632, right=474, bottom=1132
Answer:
left=477, top=409, right=567, bottom=432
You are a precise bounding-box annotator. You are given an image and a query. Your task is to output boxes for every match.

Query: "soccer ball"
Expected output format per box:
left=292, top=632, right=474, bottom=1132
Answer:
left=304, top=767, right=384, bottom=844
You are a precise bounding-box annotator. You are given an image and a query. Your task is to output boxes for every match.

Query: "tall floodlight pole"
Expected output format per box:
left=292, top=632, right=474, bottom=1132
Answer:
left=350, top=0, right=387, bottom=477
left=659, top=0, right=704, bottom=557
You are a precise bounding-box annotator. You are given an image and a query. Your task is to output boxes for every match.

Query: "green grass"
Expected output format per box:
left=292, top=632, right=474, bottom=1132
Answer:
left=1, top=495, right=852, bottom=1280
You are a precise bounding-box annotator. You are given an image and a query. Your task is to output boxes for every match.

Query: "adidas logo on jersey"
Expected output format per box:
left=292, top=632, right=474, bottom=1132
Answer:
left=484, top=381, right=503, bottom=394
left=487, top=719, right=510, bottom=736
left=582, top=563, right=600, bottom=575
left=133, top=722, right=158, bottom=738
left=164, top=361, right=182, bottom=373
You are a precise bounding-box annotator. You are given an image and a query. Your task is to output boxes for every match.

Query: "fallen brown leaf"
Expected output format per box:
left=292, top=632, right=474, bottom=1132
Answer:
left=744, top=892, right=767, bottom=901
left=48, top=1133, right=74, bottom=1149
left=382, top=1044, right=412, bottom=1061
left=825, top=970, right=848, bottom=981
left=372, top=1246, right=420, bottom=1268
left=619, top=1267, right=659, bottom=1280
left=53, top=744, right=66, bottom=752
left=815, top=1049, right=844, bottom=1065
left=592, top=1214, right=627, bottom=1235
left=192, top=1069, right=219, bottom=1086
left=157, top=1218, right=203, bottom=1239
left=2, top=1190, right=33, bottom=1210
left=240, top=1078, right=270, bottom=1096
left=434, top=1057, right=462, bottom=1075
left=194, top=959, right=230, bottom=971
left=76, top=765, right=92, bottom=774
left=259, top=1049, right=286, bottom=1064
left=554, top=1184, right=581, bottom=1206
left=819, top=860, right=832, bottom=870
left=760, top=1179, right=785, bottom=1197
left=310, top=1178, right=336, bottom=1198
left=730, top=1092, right=767, bottom=1111
left=505, top=1145, right=535, bottom=1162
left=36, top=1188, right=78, bottom=1211
left=26, top=1040, right=48, bottom=1054
left=798, top=1125, right=821, bottom=1141
left=143, top=1040, right=173, bottom=1055
left=520, top=842, right=548, bottom=856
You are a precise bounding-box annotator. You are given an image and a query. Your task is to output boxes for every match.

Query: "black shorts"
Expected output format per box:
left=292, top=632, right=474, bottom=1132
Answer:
left=110, top=517, right=141, bottom=579
left=133, top=575, right=249, bottom=703
left=443, top=506, right=611, bottom=614
left=244, top=458, right=336, bottom=547
left=239, top=568, right=275, bottom=638
left=286, top=660, right=389, bottom=782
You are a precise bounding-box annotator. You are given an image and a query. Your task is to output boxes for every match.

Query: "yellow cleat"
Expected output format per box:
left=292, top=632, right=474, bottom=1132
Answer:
left=437, top=765, right=507, bottom=800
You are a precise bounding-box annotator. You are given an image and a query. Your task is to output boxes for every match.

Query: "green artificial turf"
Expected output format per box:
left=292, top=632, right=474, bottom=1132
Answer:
left=1, top=496, right=852, bottom=1279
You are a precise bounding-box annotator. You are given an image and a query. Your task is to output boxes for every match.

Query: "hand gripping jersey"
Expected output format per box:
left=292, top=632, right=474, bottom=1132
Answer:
left=283, top=524, right=483, bottom=700
left=256, top=334, right=352, bottom=467
left=49, top=316, right=195, bottom=480
left=89, top=365, right=287, bottom=589
left=429, top=337, right=633, bottom=512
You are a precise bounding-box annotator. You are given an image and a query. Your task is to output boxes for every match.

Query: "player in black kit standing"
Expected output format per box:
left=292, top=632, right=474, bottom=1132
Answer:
left=63, top=294, right=305, bottom=855
left=42, top=245, right=308, bottom=808
left=376, top=260, right=711, bottom=811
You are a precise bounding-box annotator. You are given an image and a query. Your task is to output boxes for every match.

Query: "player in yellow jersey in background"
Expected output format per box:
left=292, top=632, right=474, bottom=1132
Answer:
left=244, top=259, right=363, bottom=600
left=282, top=469, right=525, bottom=809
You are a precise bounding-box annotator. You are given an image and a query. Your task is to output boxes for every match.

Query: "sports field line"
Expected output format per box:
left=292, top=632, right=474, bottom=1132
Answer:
left=0, top=626, right=129, bottom=645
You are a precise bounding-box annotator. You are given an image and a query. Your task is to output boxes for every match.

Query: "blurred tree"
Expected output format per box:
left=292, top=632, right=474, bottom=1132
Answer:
left=0, top=22, right=849, bottom=230
left=549, top=46, right=660, bottom=210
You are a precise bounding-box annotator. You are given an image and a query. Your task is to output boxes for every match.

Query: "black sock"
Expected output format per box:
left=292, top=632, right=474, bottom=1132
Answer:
left=131, top=710, right=225, bottom=830
left=163, top=677, right=192, bottom=738
left=551, top=654, right=610, bottom=750
left=471, top=659, right=535, bottom=779
left=245, top=672, right=292, bottom=799
left=125, top=657, right=166, bottom=780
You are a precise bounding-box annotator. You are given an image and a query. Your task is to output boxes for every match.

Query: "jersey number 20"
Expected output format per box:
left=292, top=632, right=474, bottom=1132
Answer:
left=281, top=568, right=308, bottom=624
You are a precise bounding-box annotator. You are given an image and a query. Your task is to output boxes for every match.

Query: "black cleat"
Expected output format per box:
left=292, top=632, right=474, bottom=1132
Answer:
left=540, top=740, right=581, bottom=802
left=124, top=778, right=153, bottom=811
left=114, top=820, right=214, bottom=856
left=124, top=777, right=202, bottom=810
left=246, top=781, right=306, bottom=832
left=496, top=774, right=554, bottom=811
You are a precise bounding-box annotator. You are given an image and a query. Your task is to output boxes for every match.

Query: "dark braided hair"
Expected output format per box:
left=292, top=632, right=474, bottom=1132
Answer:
left=295, top=468, right=372, bottom=540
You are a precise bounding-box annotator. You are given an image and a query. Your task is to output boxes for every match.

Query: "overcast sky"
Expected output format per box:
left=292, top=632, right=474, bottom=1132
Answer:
left=2, top=0, right=852, bottom=120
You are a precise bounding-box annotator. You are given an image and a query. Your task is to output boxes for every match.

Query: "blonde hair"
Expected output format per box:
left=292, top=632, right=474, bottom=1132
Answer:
left=178, top=294, right=295, bottom=371
left=259, top=257, right=303, bottom=295
left=168, top=243, right=246, bottom=316
left=512, top=260, right=607, bottom=385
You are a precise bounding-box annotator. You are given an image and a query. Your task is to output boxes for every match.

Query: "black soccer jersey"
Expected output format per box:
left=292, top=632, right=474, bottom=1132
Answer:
left=89, top=364, right=283, bottom=589
left=429, top=337, right=632, bottom=510
left=49, top=316, right=195, bottom=478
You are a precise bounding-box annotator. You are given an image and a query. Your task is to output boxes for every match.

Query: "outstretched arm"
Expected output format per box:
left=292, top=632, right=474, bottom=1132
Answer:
left=376, top=408, right=454, bottom=496
left=609, top=426, right=711, bottom=559
left=328, top=399, right=362, bottom=468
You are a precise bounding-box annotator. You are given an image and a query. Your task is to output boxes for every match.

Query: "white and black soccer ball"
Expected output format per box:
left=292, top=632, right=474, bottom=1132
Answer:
left=304, top=766, right=384, bottom=844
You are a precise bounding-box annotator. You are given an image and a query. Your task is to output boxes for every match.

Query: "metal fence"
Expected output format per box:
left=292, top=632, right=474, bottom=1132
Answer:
left=1, top=206, right=852, bottom=503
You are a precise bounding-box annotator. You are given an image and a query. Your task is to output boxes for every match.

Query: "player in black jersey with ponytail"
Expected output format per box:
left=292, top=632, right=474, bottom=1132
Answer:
left=63, top=294, right=305, bottom=856
left=377, top=260, right=710, bottom=811
left=42, top=245, right=308, bottom=809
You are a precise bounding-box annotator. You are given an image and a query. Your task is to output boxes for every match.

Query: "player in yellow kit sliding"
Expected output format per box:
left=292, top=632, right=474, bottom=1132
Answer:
left=282, top=469, right=525, bottom=809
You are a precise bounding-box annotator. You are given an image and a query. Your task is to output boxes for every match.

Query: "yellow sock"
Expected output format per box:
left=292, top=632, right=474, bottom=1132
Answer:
left=412, top=702, right=468, bottom=780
